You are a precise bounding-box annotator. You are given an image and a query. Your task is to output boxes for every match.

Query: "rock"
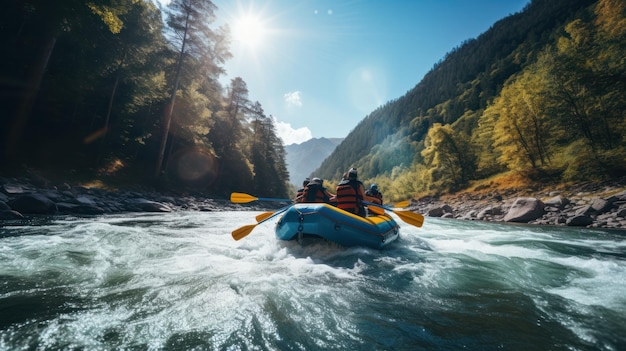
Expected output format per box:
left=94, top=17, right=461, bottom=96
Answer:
left=544, top=195, right=570, bottom=209
left=2, top=183, right=28, bottom=195
left=76, top=195, right=97, bottom=205
left=477, top=206, right=503, bottom=220
left=8, top=194, right=58, bottom=214
left=427, top=207, right=445, bottom=217
left=591, top=198, right=614, bottom=214
left=126, top=199, right=173, bottom=212
left=441, top=204, right=454, bottom=213
left=504, top=197, right=545, bottom=223
left=575, top=205, right=594, bottom=216
left=566, top=215, right=594, bottom=227
left=56, top=202, right=106, bottom=215
left=0, top=210, right=25, bottom=220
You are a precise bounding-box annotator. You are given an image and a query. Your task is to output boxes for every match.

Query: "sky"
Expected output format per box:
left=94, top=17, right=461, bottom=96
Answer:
left=158, top=0, right=530, bottom=145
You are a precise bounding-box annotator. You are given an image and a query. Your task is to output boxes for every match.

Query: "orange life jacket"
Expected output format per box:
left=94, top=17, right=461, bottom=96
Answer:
left=302, top=184, right=330, bottom=203
left=336, top=179, right=364, bottom=213
left=295, top=188, right=305, bottom=202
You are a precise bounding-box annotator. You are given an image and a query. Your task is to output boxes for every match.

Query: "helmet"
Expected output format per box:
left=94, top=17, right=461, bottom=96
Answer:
left=348, top=168, right=357, bottom=179
left=311, top=177, right=322, bottom=184
left=303, top=178, right=310, bottom=186
left=370, top=183, right=378, bottom=191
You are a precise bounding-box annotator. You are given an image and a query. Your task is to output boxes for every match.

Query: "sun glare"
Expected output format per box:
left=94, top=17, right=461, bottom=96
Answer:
left=233, top=15, right=266, bottom=48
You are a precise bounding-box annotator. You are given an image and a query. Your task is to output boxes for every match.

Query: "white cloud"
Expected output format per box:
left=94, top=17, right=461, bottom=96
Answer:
left=284, top=91, right=302, bottom=108
left=272, top=117, right=312, bottom=145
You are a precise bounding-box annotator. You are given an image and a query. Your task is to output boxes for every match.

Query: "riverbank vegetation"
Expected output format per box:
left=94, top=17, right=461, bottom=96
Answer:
left=315, top=0, right=626, bottom=202
left=2, top=0, right=625, bottom=204
left=1, top=0, right=289, bottom=198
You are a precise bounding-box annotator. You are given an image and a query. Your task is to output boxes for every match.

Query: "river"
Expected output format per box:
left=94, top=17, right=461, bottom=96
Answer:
left=1, top=211, right=625, bottom=351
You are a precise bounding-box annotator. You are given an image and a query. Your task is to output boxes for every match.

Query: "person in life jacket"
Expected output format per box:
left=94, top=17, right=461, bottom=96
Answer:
left=301, top=177, right=334, bottom=203
left=335, top=168, right=366, bottom=217
left=294, top=178, right=310, bottom=203
left=365, top=183, right=383, bottom=205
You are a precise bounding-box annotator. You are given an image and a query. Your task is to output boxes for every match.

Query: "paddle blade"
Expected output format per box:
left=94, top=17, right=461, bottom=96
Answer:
left=367, top=205, right=385, bottom=215
left=255, top=211, right=275, bottom=222
left=392, top=200, right=410, bottom=208
left=230, top=192, right=258, bottom=203
left=394, top=210, right=424, bottom=227
left=232, top=224, right=257, bottom=241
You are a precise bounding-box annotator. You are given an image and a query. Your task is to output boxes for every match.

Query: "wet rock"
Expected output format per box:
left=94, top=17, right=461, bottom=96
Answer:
left=566, top=215, right=594, bottom=227
left=75, top=195, right=97, bottom=205
left=0, top=210, right=25, bottom=220
left=427, top=207, right=445, bottom=217
left=56, top=202, right=106, bottom=215
left=126, top=199, right=173, bottom=212
left=504, top=197, right=545, bottom=223
left=8, top=194, right=58, bottom=214
left=2, top=184, right=29, bottom=195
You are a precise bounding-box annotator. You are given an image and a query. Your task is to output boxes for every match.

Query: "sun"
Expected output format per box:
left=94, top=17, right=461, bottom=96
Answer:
left=232, top=14, right=266, bottom=48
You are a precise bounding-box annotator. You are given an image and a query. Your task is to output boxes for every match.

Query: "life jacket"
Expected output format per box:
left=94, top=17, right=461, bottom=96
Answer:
left=336, top=179, right=365, bottom=214
left=365, top=189, right=383, bottom=205
left=295, top=187, right=305, bottom=202
left=302, top=183, right=330, bottom=203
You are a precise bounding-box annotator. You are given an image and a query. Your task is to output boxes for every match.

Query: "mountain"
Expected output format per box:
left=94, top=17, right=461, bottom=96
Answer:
left=285, top=138, right=343, bottom=186
left=314, top=0, right=625, bottom=194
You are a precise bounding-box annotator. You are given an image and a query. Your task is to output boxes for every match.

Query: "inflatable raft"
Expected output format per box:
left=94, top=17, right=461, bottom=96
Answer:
left=275, top=203, right=400, bottom=249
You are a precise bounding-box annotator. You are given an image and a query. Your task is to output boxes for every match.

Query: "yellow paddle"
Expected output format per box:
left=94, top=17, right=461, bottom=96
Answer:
left=255, top=211, right=275, bottom=222
left=365, top=202, right=424, bottom=228
left=392, top=200, right=410, bottom=208
left=232, top=204, right=294, bottom=241
left=230, top=192, right=292, bottom=204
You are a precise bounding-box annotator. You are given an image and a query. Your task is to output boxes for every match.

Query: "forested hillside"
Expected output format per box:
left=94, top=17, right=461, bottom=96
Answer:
left=0, top=0, right=289, bottom=198
left=315, top=0, right=626, bottom=201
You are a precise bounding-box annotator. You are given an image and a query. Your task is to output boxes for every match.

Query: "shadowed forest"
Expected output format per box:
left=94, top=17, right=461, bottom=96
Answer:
left=1, top=0, right=290, bottom=198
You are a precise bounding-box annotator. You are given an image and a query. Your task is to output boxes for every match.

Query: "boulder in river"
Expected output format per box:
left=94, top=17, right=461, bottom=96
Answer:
left=8, top=194, right=58, bottom=214
left=504, top=197, right=545, bottom=223
left=126, top=198, right=173, bottom=212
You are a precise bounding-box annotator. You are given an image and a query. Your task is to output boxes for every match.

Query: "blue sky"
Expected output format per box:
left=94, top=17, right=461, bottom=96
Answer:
left=159, top=0, right=530, bottom=145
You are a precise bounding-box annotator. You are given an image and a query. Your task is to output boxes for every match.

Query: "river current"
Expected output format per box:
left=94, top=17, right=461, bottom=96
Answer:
left=1, top=211, right=625, bottom=351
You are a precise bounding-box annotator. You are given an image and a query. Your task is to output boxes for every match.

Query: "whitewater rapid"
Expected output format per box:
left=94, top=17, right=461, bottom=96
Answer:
left=1, top=211, right=624, bottom=350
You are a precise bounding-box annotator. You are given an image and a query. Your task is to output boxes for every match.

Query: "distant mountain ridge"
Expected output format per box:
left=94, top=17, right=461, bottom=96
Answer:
left=285, top=138, right=343, bottom=185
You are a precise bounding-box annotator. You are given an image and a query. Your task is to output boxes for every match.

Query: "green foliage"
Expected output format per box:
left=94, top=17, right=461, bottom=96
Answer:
left=421, top=123, right=476, bottom=192
left=316, top=0, right=624, bottom=198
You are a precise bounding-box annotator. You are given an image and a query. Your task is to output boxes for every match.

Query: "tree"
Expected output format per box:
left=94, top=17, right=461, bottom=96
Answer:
left=155, top=0, right=230, bottom=177
left=486, top=66, right=552, bottom=170
left=421, top=123, right=476, bottom=192
left=2, top=0, right=132, bottom=165
left=207, top=77, right=253, bottom=194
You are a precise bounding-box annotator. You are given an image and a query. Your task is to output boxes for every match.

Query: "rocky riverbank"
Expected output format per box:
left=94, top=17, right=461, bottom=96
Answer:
left=2, top=174, right=626, bottom=230
left=407, top=178, right=626, bottom=229
left=0, top=176, right=273, bottom=221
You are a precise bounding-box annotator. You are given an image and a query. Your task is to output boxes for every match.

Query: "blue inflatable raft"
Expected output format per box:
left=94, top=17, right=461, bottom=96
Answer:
left=275, top=203, right=400, bottom=249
